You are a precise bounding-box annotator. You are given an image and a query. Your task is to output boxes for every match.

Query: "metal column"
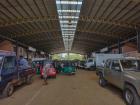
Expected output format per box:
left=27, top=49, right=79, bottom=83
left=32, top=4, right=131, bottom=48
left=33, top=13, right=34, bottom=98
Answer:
left=15, top=41, right=18, bottom=56
left=136, top=29, right=140, bottom=53
left=118, top=38, right=121, bottom=54
left=107, top=43, right=110, bottom=53
left=26, top=49, right=29, bottom=60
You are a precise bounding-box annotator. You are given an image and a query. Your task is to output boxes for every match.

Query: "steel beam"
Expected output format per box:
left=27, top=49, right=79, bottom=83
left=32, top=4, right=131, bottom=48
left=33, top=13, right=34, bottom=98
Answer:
left=76, top=29, right=119, bottom=38
left=74, top=37, right=107, bottom=44
left=26, top=37, right=63, bottom=44
left=0, top=16, right=58, bottom=27
left=79, top=16, right=136, bottom=29
left=0, top=16, right=137, bottom=29
left=12, top=29, right=60, bottom=38
left=13, top=28, right=119, bottom=39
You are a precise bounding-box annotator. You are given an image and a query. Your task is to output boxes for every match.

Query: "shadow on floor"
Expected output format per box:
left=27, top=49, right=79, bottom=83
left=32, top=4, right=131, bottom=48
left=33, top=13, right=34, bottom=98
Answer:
left=0, top=84, right=28, bottom=99
left=95, top=79, right=124, bottom=102
left=106, top=84, right=123, bottom=98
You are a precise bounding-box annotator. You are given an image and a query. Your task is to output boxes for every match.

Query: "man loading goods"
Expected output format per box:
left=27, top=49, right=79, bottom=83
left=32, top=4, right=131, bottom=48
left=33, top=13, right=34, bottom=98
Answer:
left=19, top=55, right=30, bottom=70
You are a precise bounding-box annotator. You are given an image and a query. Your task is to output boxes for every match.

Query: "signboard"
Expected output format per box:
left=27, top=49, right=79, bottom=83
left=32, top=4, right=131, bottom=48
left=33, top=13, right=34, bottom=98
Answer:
left=28, top=47, right=36, bottom=52
left=100, top=47, right=108, bottom=52
left=0, top=50, right=16, bottom=56
left=40, top=51, right=45, bottom=54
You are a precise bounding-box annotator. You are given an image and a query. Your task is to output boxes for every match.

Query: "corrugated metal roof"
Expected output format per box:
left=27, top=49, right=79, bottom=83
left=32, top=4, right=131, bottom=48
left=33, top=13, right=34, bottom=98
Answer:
left=0, top=0, right=139, bottom=54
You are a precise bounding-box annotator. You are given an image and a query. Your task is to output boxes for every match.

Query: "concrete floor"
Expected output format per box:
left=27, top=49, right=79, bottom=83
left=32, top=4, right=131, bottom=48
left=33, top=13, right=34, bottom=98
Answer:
left=0, top=70, right=125, bottom=105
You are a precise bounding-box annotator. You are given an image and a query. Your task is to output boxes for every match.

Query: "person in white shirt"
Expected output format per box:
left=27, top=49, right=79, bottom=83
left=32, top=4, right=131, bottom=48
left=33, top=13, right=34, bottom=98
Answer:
left=101, top=60, right=105, bottom=67
left=43, top=63, right=50, bottom=85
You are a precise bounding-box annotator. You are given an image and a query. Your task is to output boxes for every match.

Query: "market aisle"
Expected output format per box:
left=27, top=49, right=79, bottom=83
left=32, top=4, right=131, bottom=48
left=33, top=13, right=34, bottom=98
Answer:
left=0, top=70, right=125, bottom=105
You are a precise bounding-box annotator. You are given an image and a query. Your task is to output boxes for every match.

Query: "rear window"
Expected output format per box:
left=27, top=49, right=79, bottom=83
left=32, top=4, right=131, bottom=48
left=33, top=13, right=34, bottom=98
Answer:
left=88, top=59, right=93, bottom=62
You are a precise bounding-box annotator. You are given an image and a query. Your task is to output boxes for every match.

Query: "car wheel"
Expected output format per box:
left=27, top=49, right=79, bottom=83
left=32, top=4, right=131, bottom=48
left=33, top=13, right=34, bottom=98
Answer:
left=99, top=74, right=107, bottom=87
left=124, top=85, right=140, bottom=105
left=3, top=83, right=14, bottom=97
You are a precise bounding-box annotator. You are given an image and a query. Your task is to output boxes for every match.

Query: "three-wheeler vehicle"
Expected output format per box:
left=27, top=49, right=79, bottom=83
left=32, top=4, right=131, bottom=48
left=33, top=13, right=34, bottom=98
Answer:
left=62, top=61, right=76, bottom=75
left=32, top=60, right=44, bottom=75
left=41, top=63, right=57, bottom=78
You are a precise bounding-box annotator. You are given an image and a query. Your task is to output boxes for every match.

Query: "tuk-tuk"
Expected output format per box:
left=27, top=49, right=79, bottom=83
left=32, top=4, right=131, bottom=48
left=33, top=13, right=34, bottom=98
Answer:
left=61, top=61, right=76, bottom=75
left=32, top=60, right=44, bottom=75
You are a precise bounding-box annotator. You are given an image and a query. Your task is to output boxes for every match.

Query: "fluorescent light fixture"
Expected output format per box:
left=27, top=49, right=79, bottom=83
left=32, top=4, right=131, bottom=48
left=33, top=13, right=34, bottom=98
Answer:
left=56, top=1, right=82, bottom=5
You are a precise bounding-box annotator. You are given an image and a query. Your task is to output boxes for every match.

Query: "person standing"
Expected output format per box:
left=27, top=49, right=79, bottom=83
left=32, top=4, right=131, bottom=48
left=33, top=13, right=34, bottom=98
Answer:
left=42, top=63, right=50, bottom=85
left=101, top=60, right=105, bottom=67
left=19, top=55, right=29, bottom=70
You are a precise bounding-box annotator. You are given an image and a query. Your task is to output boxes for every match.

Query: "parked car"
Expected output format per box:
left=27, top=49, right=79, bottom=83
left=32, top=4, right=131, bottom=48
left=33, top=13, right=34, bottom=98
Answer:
left=84, top=58, right=96, bottom=70
left=97, top=57, right=140, bottom=105
left=0, top=50, right=34, bottom=97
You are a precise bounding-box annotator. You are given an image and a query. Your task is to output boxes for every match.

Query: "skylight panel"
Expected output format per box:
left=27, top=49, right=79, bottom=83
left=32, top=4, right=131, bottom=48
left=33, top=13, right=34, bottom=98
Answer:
left=56, top=1, right=82, bottom=5
left=58, top=10, right=80, bottom=13
left=59, top=16, right=79, bottom=19
left=56, top=0, right=83, bottom=51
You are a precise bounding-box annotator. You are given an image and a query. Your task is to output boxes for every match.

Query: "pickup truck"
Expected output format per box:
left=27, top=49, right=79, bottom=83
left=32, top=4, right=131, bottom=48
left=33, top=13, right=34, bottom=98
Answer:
left=97, top=58, right=140, bottom=105
left=84, top=58, right=96, bottom=70
left=0, top=51, right=34, bottom=97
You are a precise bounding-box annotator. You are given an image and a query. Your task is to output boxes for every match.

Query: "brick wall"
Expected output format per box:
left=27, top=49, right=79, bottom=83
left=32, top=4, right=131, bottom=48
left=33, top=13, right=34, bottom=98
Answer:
left=122, top=42, right=137, bottom=53
left=0, top=40, right=14, bottom=51
left=0, top=40, right=28, bottom=58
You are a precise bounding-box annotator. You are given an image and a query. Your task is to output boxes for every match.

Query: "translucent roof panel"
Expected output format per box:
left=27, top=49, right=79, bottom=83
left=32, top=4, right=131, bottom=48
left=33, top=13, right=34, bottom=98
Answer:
left=56, top=0, right=83, bottom=51
left=62, top=24, right=76, bottom=28
left=57, top=4, right=82, bottom=10
left=60, top=20, right=77, bottom=23
left=56, top=1, right=82, bottom=5
left=58, top=10, right=80, bottom=13
left=59, top=16, right=79, bottom=19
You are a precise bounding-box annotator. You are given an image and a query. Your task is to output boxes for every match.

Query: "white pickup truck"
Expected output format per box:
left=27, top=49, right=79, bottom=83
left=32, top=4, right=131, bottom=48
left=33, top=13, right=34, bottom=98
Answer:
left=85, top=54, right=123, bottom=70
